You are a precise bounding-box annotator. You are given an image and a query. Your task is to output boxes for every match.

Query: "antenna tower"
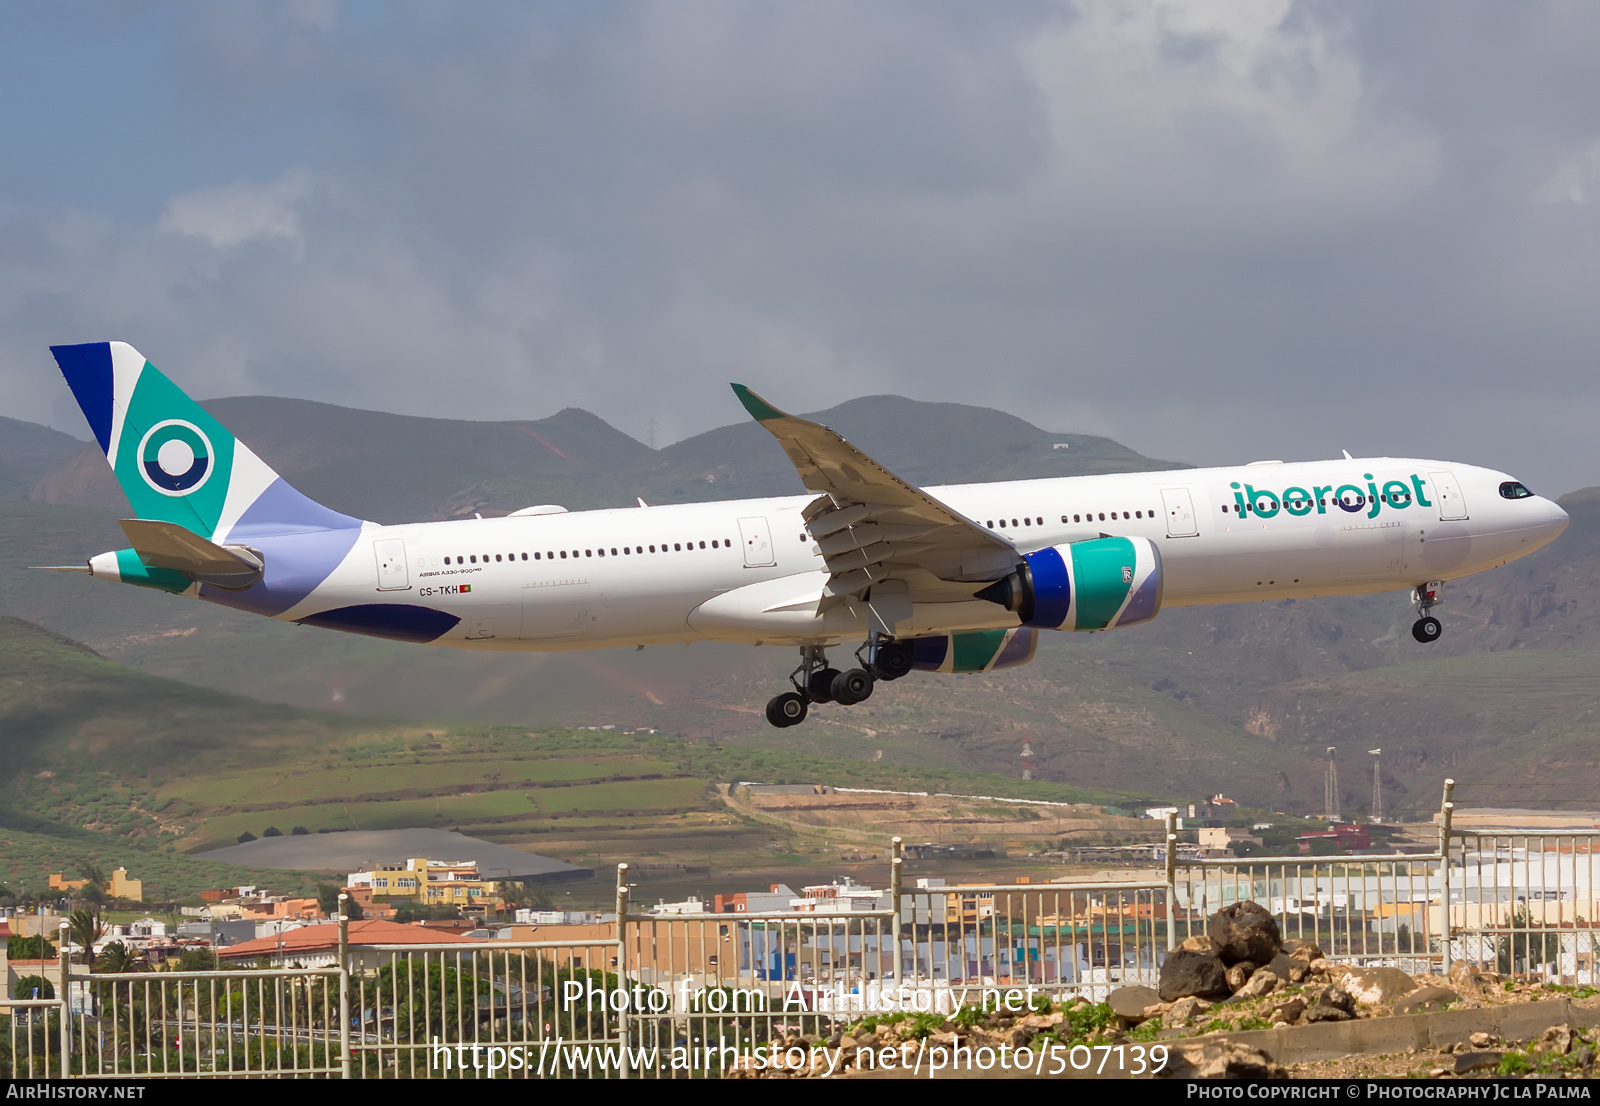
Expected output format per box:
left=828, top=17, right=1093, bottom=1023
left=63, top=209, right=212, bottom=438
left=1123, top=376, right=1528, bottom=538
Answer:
left=1324, top=746, right=1339, bottom=821
left=1369, top=748, right=1383, bottom=823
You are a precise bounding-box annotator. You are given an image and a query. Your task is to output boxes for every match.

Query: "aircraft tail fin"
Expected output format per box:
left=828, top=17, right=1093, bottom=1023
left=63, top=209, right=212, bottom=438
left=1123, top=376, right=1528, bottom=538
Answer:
left=50, top=342, right=361, bottom=542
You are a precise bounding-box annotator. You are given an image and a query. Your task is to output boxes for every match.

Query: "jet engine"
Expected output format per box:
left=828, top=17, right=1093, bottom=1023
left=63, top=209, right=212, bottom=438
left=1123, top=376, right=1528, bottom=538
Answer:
left=910, top=627, right=1038, bottom=673
left=976, top=536, right=1163, bottom=631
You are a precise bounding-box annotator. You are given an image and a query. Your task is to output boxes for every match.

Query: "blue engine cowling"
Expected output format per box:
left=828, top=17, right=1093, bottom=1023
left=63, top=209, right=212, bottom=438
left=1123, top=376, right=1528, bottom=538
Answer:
left=976, top=536, right=1163, bottom=631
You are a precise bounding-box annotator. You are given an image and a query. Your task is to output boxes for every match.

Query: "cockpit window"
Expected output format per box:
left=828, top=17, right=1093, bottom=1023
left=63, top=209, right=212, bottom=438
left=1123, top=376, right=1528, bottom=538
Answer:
left=1499, top=481, right=1534, bottom=500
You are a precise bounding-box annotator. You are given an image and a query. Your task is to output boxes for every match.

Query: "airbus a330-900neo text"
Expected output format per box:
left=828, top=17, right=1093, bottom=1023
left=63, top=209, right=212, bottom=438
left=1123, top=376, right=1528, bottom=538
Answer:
left=45, top=342, right=1570, bottom=727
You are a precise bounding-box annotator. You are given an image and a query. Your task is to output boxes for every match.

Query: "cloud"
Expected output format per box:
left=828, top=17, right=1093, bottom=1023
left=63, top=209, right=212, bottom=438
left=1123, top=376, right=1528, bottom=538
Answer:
left=3, top=2, right=1600, bottom=494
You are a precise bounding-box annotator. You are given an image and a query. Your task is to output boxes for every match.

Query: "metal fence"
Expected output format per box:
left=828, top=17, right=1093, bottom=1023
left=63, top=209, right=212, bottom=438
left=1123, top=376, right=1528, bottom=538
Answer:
left=19, top=778, right=1600, bottom=1078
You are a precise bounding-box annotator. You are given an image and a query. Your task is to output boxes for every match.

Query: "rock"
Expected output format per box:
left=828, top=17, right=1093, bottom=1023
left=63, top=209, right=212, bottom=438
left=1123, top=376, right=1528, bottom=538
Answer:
left=1108, top=985, right=1161, bottom=1025
left=1281, top=938, right=1324, bottom=962
left=1164, top=996, right=1213, bottom=1027
left=1469, top=1031, right=1496, bottom=1049
left=1142, top=1001, right=1173, bottom=1019
left=1157, top=1041, right=1286, bottom=1080
left=1393, top=986, right=1461, bottom=1015
left=1267, top=952, right=1296, bottom=978
left=1225, top=961, right=1258, bottom=992
left=839, top=1035, right=860, bottom=1052
left=1341, top=966, right=1417, bottom=1006
left=1453, top=1051, right=1502, bottom=1075
left=1181, top=934, right=1219, bottom=953
left=1209, top=902, right=1282, bottom=966
left=1448, top=962, right=1494, bottom=999
left=1309, top=958, right=1336, bottom=976
left=1573, top=1046, right=1596, bottom=1069
left=1238, top=968, right=1283, bottom=998
left=1537, top=1024, right=1573, bottom=1055
left=1269, top=996, right=1307, bottom=1025
left=1007, top=1025, right=1034, bottom=1048
left=1304, top=985, right=1357, bottom=1023
left=1159, top=948, right=1231, bottom=1002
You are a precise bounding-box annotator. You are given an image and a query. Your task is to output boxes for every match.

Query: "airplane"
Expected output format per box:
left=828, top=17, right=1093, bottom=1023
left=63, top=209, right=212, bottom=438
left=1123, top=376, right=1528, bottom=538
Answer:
left=46, top=341, right=1570, bottom=728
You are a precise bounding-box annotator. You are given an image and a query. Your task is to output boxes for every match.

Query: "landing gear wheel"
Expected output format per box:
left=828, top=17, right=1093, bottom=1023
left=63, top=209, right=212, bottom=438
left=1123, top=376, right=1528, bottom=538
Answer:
left=831, top=668, right=875, bottom=705
left=765, top=691, right=809, bottom=728
left=1412, top=616, right=1441, bottom=644
left=808, top=667, right=841, bottom=703
left=874, top=642, right=914, bottom=681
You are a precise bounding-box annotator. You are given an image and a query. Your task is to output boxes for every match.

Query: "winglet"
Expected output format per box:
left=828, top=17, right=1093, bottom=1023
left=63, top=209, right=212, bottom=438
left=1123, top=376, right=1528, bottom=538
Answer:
left=730, top=383, right=788, bottom=423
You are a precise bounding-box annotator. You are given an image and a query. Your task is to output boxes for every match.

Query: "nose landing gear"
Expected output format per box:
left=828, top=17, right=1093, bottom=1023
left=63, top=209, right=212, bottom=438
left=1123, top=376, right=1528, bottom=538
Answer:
left=1411, top=581, right=1444, bottom=644
left=763, top=636, right=912, bottom=727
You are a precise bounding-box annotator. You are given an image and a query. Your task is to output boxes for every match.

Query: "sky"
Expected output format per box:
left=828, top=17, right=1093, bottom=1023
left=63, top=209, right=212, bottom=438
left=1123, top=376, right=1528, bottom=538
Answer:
left=2, top=1, right=1598, bottom=494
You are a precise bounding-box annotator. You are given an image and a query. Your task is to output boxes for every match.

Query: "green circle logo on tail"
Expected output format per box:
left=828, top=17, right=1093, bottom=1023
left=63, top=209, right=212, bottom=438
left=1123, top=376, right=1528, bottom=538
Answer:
left=139, top=420, right=213, bottom=496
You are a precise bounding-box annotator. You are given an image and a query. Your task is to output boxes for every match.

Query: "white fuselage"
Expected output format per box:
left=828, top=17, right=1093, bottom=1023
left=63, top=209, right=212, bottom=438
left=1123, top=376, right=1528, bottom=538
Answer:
left=270, top=457, right=1567, bottom=651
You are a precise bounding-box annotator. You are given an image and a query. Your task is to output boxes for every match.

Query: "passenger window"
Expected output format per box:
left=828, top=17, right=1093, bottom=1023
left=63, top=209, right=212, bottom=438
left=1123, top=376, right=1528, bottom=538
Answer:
left=521, top=553, right=528, bottom=560
left=988, top=521, right=994, bottom=529
left=1074, top=514, right=1081, bottom=523
left=1098, top=513, right=1105, bottom=521
left=1059, top=516, right=1068, bottom=524
left=699, top=541, right=706, bottom=549
left=1135, top=511, right=1142, bottom=519
left=470, top=555, right=477, bottom=563
left=1024, top=517, right=1031, bottom=526
left=585, top=549, right=593, bottom=557
left=1123, top=512, right=1130, bottom=519
left=597, top=548, right=605, bottom=557
left=495, top=554, right=502, bottom=562
left=560, top=551, right=567, bottom=559
left=1499, top=481, right=1533, bottom=499
left=711, top=540, right=718, bottom=548
left=611, top=548, right=618, bottom=556
left=444, top=557, right=451, bottom=564
left=1037, top=517, right=1043, bottom=525
left=674, top=543, right=681, bottom=551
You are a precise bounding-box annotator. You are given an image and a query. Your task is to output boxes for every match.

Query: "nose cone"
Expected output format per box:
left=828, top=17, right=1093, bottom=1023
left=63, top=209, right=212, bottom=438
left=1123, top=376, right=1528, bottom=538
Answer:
left=1528, top=498, right=1570, bottom=550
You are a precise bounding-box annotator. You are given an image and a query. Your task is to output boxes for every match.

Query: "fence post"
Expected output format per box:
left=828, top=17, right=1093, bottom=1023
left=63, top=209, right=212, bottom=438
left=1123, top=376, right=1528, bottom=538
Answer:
left=615, top=863, right=631, bottom=1079
left=890, top=837, right=904, bottom=990
left=57, top=919, right=70, bottom=1078
left=1164, top=813, right=1178, bottom=952
left=337, top=895, right=350, bottom=1079
left=1438, top=779, right=1455, bottom=978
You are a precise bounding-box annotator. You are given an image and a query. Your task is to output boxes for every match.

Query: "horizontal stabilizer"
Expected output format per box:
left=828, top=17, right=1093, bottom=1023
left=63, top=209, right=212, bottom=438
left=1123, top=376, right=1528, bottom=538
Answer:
left=119, top=519, right=264, bottom=589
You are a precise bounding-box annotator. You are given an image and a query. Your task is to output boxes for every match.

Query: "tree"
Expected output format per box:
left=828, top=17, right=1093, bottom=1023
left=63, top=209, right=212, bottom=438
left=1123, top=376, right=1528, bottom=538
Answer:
left=316, top=884, right=363, bottom=920
left=236, top=831, right=257, bottom=844
left=93, top=940, right=140, bottom=975
left=8, top=935, right=57, bottom=960
left=291, top=826, right=310, bottom=836
left=68, top=907, right=104, bottom=964
left=11, top=975, right=53, bottom=1000
left=262, top=826, right=283, bottom=837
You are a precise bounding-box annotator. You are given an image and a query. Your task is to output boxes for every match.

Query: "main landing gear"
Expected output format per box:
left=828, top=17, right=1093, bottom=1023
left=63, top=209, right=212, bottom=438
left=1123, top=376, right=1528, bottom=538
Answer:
left=1411, top=581, right=1444, bottom=644
left=764, top=637, right=915, bottom=728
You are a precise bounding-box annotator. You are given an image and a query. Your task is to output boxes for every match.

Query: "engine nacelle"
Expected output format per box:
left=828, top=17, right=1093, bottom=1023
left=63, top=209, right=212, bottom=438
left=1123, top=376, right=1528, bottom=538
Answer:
left=910, top=627, right=1038, bottom=673
left=977, top=536, right=1163, bottom=631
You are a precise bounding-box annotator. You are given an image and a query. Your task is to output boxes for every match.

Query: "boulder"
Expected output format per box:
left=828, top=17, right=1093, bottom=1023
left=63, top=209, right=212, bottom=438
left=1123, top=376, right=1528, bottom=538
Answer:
left=1537, top=1025, right=1573, bottom=1055
left=1393, top=986, right=1461, bottom=1015
left=1164, top=996, right=1213, bottom=1028
left=1157, top=1041, right=1286, bottom=1080
left=1268, top=996, right=1307, bottom=1026
left=1238, top=968, right=1283, bottom=999
left=1181, top=935, right=1218, bottom=954
left=1304, top=985, right=1357, bottom=1023
left=1159, top=948, right=1231, bottom=1002
left=1266, top=952, right=1296, bottom=979
left=1453, top=1052, right=1503, bottom=1075
left=1448, top=961, right=1494, bottom=999
left=1208, top=902, right=1282, bottom=966
left=1281, top=938, right=1324, bottom=962
left=1340, top=966, right=1417, bottom=1006
left=1224, top=961, right=1258, bottom=992
left=1108, top=985, right=1161, bottom=1025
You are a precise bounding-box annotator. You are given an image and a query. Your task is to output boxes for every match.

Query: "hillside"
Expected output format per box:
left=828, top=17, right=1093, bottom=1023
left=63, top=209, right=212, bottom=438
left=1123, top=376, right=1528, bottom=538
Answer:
left=0, top=617, right=1155, bottom=898
left=0, top=415, right=85, bottom=500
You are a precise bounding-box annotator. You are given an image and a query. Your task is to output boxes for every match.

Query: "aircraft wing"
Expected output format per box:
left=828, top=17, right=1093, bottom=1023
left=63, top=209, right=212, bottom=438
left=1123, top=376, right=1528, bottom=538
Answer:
left=732, top=384, right=1020, bottom=609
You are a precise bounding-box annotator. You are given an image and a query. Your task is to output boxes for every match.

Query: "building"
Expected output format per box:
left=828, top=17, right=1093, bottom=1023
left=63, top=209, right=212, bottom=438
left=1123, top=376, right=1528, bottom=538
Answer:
left=347, top=858, right=504, bottom=914
left=1197, top=827, right=1265, bottom=856
left=713, top=883, right=798, bottom=914
left=215, top=919, right=473, bottom=969
left=46, top=868, right=142, bottom=901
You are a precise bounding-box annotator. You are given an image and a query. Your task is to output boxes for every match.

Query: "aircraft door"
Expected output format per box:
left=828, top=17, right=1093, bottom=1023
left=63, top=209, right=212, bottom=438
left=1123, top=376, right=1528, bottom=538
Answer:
left=521, top=581, right=592, bottom=638
left=374, top=538, right=410, bottom=590
left=1161, top=488, right=1198, bottom=537
left=1429, top=471, right=1469, bottom=520
left=738, top=517, right=776, bottom=567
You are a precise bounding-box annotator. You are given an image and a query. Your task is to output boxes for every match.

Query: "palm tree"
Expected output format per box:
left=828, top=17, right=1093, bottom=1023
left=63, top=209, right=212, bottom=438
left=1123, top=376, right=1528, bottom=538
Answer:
left=68, top=907, right=104, bottom=964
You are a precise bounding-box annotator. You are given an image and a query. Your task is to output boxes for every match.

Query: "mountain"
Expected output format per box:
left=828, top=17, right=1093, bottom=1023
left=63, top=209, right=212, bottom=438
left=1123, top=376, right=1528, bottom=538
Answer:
left=0, top=415, right=86, bottom=500
left=27, top=392, right=1180, bottom=521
